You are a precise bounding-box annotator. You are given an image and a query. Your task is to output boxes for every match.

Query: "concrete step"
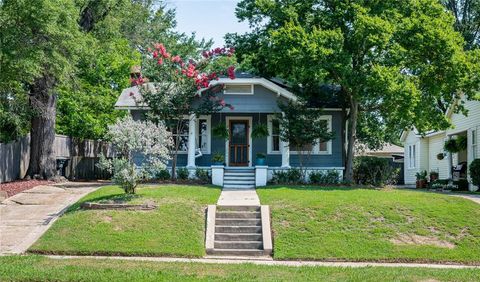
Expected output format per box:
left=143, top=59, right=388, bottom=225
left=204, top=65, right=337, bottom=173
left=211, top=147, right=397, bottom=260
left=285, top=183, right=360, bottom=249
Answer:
left=223, top=184, right=255, bottom=189
left=216, top=219, right=261, bottom=226
left=215, top=225, right=262, bottom=233
left=224, top=172, right=255, bottom=176
left=207, top=249, right=266, bottom=256
left=215, top=233, right=263, bottom=241
left=224, top=176, right=255, bottom=180
left=223, top=181, right=255, bottom=185
left=214, top=240, right=263, bottom=249
left=216, top=211, right=261, bottom=219
left=217, top=206, right=261, bottom=212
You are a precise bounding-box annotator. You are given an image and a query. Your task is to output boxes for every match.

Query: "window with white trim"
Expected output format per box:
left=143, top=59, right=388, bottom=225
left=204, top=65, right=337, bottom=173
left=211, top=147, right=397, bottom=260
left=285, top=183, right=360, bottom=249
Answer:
left=472, top=129, right=477, bottom=159
left=267, top=115, right=332, bottom=155
left=224, top=84, right=254, bottom=95
left=267, top=115, right=281, bottom=154
left=169, top=116, right=211, bottom=154
left=408, top=144, right=416, bottom=168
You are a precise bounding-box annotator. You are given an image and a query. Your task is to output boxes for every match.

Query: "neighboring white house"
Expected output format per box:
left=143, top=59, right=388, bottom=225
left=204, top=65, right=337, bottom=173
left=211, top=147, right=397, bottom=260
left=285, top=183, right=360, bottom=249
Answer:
left=400, top=95, right=480, bottom=191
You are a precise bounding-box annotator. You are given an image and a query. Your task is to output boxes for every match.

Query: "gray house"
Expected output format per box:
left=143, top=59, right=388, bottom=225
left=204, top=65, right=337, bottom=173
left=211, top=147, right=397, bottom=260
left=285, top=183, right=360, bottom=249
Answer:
left=115, top=73, right=346, bottom=187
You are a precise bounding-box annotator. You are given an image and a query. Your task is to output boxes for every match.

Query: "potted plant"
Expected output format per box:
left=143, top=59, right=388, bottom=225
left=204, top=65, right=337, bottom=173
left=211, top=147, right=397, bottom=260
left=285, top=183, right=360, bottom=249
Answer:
left=256, top=153, right=266, bottom=165
left=251, top=124, right=269, bottom=139
left=212, top=123, right=229, bottom=140
left=415, top=170, right=428, bottom=188
left=429, top=170, right=439, bottom=182
left=444, top=139, right=459, bottom=153
left=436, top=153, right=444, bottom=160
left=211, top=152, right=224, bottom=165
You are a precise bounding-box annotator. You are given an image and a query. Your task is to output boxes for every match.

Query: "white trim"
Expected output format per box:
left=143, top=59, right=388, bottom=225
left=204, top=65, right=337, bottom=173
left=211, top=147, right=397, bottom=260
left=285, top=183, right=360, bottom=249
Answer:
left=196, top=115, right=211, bottom=154
left=223, top=84, right=254, bottom=95
left=267, top=115, right=281, bottom=155
left=208, top=78, right=298, bottom=102
left=290, top=115, right=333, bottom=155
left=225, top=116, right=253, bottom=167
left=407, top=144, right=417, bottom=169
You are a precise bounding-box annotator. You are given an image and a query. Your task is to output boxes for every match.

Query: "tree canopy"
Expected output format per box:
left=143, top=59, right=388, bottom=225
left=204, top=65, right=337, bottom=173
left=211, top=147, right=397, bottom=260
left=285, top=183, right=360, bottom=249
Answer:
left=227, top=0, right=480, bottom=181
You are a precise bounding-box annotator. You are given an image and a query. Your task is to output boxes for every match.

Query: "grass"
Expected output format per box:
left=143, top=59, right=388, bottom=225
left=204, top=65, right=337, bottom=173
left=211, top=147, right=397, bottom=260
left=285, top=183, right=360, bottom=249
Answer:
left=257, top=186, right=480, bottom=264
left=1, top=256, right=479, bottom=282
left=29, top=184, right=221, bottom=257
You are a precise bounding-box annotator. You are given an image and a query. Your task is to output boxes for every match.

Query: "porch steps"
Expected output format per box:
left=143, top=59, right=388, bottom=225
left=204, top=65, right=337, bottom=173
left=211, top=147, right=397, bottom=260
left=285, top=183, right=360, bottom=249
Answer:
left=206, top=205, right=272, bottom=257
left=223, top=168, right=255, bottom=189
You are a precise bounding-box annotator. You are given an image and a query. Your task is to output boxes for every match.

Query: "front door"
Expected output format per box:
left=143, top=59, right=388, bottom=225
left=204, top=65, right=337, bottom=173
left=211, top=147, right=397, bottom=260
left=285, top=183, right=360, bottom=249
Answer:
left=229, top=120, right=249, bottom=166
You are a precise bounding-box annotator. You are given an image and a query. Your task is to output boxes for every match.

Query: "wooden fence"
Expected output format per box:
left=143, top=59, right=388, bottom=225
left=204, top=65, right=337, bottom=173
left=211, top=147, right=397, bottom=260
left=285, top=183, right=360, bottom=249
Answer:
left=0, top=134, right=113, bottom=183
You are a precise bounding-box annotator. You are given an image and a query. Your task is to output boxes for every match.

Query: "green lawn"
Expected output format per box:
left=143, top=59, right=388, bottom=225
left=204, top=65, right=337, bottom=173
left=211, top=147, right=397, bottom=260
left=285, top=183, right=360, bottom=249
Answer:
left=29, top=185, right=221, bottom=257
left=1, top=256, right=479, bottom=282
left=257, top=186, right=480, bottom=263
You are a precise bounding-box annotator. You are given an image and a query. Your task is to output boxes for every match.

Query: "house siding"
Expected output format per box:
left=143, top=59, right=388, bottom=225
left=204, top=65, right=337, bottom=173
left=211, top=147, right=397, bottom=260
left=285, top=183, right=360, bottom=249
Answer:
left=428, top=133, right=449, bottom=179
left=404, top=131, right=429, bottom=185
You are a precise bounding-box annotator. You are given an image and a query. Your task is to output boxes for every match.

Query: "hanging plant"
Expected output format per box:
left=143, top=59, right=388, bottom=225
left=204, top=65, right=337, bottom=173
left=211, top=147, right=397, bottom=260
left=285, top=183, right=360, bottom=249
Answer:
left=436, top=153, right=444, bottom=160
left=444, top=139, right=459, bottom=153
left=457, top=135, right=468, bottom=151
left=212, top=123, right=229, bottom=140
left=251, top=124, right=269, bottom=139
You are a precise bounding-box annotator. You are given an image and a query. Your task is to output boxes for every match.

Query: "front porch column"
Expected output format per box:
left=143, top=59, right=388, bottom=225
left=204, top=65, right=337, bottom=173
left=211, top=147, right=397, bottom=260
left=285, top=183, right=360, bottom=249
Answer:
left=447, top=135, right=453, bottom=180
left=187, top=114, right=196, bottom=169
left=280, top=112, right=290, bottom=168
left=281, top=140, right=290, bottom=168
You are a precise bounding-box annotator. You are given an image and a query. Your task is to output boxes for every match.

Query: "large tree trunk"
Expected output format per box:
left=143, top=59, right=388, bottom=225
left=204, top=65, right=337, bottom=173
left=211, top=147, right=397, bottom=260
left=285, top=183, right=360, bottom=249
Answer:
left=345, top=97, right=359, bottom=183
left=26, top=74, right=57, bottom=179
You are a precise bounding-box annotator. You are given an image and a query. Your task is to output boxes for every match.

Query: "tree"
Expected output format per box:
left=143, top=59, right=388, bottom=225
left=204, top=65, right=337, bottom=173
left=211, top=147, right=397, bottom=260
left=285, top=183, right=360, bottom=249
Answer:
left=227, top=0, right=480, bottom=182
left=0, top=0, right=82, bottom=178
left=276, top=101, right=333, bottom=178
left=98, top=115, right=172, bottom=194
left=442, top=0, right=480, bottom=49
left=137, top=44, right=236, bottom=178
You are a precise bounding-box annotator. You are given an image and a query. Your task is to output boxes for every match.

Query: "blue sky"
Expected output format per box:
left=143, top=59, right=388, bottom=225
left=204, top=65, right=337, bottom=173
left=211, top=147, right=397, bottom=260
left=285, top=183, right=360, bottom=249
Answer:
left=165, top=0, right=251, bottom=46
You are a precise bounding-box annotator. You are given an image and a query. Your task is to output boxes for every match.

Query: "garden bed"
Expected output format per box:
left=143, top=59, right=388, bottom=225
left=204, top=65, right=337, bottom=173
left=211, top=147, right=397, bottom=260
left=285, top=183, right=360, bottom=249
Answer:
left=0, top=179, right=53, bottom=198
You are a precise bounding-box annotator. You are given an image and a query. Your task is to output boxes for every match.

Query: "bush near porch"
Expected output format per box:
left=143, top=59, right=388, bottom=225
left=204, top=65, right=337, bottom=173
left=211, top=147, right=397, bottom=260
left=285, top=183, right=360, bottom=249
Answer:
left=257, top=186, right=480, bottom=264
left=29, top=185, right=220, bottom=257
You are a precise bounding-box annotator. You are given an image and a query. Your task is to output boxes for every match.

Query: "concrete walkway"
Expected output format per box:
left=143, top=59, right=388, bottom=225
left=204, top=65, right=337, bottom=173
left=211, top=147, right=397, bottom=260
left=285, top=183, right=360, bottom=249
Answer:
left=0, top=182, right=103, bottom=254
left=46, top=255, right=480, bottom=269
left=217, top=188, right=260, bottom=206
left=450, top=193, right=480, bottom=205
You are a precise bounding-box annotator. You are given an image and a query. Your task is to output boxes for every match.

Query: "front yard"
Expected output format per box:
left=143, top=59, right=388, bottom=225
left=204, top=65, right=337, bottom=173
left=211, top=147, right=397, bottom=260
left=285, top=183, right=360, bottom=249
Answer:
left=29, top=185, right=221, bottom=257
left=258, top=186, right=480, bottom=264
left=1, top=255, right=480, bottom=282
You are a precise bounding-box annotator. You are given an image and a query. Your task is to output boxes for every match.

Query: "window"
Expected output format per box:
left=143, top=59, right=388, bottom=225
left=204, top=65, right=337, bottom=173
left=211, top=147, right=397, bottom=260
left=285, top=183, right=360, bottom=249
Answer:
left=267, top=115, right=332, bottom=155
left=472, top=129, right=477, bottom=159
left=170, top=116, right=211, bottom=154
left=224, top=84, right=254, bottom=95
left=408, top=144, right=416, bottom=168
left=267, top=116, right=281, bottom=154
left=170, top=120, right=189, bottom=152
left=197, top=116, right=211, bottom=154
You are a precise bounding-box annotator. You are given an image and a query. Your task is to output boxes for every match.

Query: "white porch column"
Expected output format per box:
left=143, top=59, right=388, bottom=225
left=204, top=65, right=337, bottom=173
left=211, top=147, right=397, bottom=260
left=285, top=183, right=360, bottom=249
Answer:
left=280, top=112, right=290, bottom=168
left=447, top=135, right=453, bottom=180
left=187, top=114, right=196, bottom=169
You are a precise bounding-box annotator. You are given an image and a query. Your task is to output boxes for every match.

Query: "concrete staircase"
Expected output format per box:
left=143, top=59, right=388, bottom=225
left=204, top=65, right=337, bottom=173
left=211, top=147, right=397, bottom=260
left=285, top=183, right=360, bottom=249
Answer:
left=206, top=205, right=272, bottom=257
left=223, top=168, right=255, bottom=189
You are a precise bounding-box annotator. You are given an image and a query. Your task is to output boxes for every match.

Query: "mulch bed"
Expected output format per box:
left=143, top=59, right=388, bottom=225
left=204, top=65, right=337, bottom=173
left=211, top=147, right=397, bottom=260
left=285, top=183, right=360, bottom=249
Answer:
left=0, top=179, right=53, bottom=198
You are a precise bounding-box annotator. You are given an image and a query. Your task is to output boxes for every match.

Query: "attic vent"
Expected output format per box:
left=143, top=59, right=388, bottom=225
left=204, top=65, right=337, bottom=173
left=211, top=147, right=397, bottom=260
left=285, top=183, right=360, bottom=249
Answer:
left=224, top=84, right=253, bottom=95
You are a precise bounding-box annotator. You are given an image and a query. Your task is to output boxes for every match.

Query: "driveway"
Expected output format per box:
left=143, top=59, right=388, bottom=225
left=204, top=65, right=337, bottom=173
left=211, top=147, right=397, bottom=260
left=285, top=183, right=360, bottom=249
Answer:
left=0, top=182, right=103, bottom=254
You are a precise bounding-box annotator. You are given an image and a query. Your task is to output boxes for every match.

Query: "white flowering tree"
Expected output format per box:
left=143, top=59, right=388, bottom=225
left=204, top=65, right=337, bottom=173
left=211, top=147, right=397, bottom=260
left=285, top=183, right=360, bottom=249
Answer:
left=98, top=116, right=172, bottom=194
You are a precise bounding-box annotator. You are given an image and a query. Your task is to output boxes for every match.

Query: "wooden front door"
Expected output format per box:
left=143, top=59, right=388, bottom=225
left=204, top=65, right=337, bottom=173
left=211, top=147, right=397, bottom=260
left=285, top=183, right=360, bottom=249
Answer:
left=229, top=120, right=249, bottom=166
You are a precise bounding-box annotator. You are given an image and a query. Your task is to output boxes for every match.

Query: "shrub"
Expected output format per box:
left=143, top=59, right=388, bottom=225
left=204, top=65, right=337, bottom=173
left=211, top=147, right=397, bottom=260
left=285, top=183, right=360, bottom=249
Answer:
left=177, top=167, right=189, bottom=180
left=309, top=170, right=340, bottom=184
left=211, top=152, right=224, bottom=164
left=272, top=168, right=303, bottom=184
left=470, top=159, right=480, bottom=187
left=415, top=170, right=428, bottom=181
left=353, top=156, right=399, bottom=186
left=195, top=168, right=210, bottom=183
left=155, top=169, right=171, bottom=180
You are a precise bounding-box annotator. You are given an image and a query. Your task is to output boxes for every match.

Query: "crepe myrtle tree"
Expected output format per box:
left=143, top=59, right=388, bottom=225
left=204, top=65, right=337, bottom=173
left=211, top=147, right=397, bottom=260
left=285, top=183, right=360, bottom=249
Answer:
left=98, top=115, right=172, bottom=194
left=276, top=101, right=334, bottom=180
left=133, top=44, right=236, bottom=179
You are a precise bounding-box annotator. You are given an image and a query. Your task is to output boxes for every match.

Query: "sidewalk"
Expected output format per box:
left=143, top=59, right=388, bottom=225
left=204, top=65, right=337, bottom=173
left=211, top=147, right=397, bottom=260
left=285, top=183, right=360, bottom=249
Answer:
left=46, top=254, right=480, bottom=269
left=217, top=188, right=260, bottom=206
left=0, top=182, right=103, bottom=254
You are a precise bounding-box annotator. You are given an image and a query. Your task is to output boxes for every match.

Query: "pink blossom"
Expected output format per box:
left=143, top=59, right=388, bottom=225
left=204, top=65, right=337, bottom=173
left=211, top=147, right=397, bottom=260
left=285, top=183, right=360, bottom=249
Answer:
left=229, top=105, right=235, bottom=110
left=227, top=66, right=235, bottom=79
left=157, top=58, right=163, bottom=65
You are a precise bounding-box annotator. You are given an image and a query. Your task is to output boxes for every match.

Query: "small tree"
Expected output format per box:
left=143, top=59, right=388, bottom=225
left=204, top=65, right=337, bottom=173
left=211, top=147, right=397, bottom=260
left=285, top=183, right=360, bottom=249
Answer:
left=98, top=116, right=172, bottom=194
left=470, top=159, right=480, bottom=189
left=136, top=44, right=236, bottom=178
left=276, top=101, right=334, bottom=180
